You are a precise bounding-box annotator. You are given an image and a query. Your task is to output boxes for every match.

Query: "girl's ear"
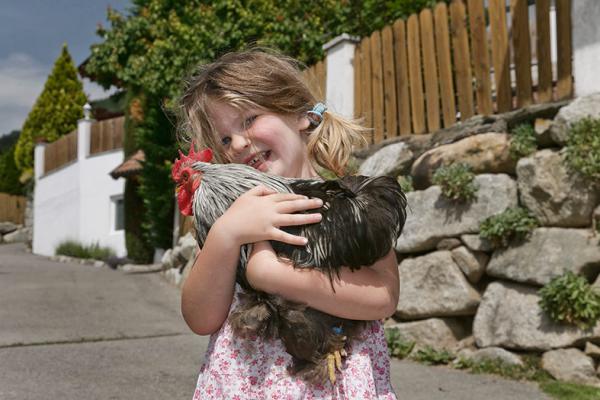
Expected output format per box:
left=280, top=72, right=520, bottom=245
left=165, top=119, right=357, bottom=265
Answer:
left=297, top=115, right=311, bottom=132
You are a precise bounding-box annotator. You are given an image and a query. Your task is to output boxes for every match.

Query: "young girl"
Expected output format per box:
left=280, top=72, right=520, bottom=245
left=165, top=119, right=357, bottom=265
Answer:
left=179, top=49, right=399, bottom=399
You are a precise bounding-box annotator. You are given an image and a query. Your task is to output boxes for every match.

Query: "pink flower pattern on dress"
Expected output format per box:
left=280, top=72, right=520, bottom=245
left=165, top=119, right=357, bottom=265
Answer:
left=192, top=286, right=397, bottom=399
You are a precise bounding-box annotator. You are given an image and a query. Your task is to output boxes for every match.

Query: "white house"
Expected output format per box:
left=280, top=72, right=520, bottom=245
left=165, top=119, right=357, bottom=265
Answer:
left=32, top=107, right=126, bottom=257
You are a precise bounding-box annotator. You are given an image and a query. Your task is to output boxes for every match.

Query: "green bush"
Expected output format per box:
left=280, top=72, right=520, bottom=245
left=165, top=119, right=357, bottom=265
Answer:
left=384, top=328, right=415, bottom=359
left=509, top=123, right=537, bottom=160
left=432, top=163, right=478, bottom=201
left=411, top=346, right=455, bottom=365
left=538, top=271, right=600, bottom=329
left=55, top=240, right=116, bottom=261
left=397, top=175, right=414, bottom=193
left=479, top=207, right=539, bottom=247
left=565, top=117, right=600, bottom=180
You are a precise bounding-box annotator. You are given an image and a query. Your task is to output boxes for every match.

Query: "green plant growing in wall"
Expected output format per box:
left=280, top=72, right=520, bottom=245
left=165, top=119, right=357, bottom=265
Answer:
left=509, top=123, right=537, bottom=160
left=538, top=271, right=600, bottom=329
left=397, top=175, right=414, bottom=193
left=565, top=117, right=600, bottom=180
left=56, top=240, right=116, bottom=260
left=479, top=207, right=539, bottom=247
left=384, top=328, right=415, bottom=359
left=411, top=346, right=455, bottom=365
left=432, top=163, right=478, bottom=201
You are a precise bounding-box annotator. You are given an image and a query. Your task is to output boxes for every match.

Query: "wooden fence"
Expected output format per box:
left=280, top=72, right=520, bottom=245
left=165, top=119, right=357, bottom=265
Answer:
left=0, top=193, right=26, bottom=225
left=42, top=116, right=125, bottom=176
left=354, top=0, right=573, bottom=144
left=302, top=60, right=327, bottom=101
left=44, top=130, right=78, bottom=175
left=90, top=116, right=125, bottom=155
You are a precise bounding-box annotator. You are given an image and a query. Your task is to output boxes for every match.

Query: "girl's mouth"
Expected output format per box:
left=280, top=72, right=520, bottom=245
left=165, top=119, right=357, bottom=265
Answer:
left=247, top=150, right=271, bottom=170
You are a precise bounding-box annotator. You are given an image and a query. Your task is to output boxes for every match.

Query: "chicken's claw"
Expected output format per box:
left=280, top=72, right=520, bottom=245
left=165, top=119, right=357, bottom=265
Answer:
left=327, top=350, right=346, bottom=384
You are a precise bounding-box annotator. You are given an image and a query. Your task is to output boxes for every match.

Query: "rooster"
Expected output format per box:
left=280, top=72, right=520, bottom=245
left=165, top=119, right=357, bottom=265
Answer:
left=172, top=144, right=407, bottom=384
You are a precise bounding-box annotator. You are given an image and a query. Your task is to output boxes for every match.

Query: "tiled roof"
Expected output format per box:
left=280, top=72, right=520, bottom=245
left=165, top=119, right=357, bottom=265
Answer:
left=110, top=149, right=145, bottom=179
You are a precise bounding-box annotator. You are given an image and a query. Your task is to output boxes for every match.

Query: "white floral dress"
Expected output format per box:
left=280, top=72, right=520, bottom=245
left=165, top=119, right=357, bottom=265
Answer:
left=192, top=286, right=397, bottom=400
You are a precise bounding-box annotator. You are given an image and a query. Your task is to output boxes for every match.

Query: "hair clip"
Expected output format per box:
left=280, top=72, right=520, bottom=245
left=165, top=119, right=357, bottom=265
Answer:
left=307, top=102, right=327, bottom=127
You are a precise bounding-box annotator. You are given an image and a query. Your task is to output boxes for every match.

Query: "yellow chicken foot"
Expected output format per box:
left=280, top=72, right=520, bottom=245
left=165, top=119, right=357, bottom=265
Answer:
left=327, top=349, right=346, bottom=384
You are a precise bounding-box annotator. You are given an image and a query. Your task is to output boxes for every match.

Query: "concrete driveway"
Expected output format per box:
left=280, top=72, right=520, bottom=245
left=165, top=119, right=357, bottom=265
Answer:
left=0, top=243, right=549, bottom=399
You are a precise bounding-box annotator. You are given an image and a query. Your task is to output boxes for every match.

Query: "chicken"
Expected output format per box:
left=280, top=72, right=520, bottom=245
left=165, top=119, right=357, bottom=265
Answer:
left=172, top=144, right=407, bottom=384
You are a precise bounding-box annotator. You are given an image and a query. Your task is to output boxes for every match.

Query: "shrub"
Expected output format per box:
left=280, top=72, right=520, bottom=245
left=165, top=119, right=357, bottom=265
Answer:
left=56, top=240, right=116, bottom=260
left=479, top=207, right=539, bottom=247
left=565, top=117, right=600, bottom=180
left=509, top=123, right=537, bottom=160
left=397, top=175, right=414, bottom=193
left=538, top=271, right=600, bottom=329
left=411, top=346, right=455, bottom=365
left=384, top=328, right=415, bottom=359
left=432, top=163, right=478, bottom=201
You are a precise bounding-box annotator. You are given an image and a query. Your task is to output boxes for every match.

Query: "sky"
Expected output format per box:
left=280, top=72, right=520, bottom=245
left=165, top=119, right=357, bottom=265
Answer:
left=0, top=0, right=132, bottom=136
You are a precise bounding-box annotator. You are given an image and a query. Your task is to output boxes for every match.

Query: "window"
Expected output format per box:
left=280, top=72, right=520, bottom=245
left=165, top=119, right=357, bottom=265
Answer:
left=113, top=196, right=124, bottom=231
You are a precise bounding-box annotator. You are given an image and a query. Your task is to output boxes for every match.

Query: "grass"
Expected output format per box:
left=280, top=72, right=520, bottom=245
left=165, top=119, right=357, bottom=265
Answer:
left=55, top=240, right=115, bottom=260
left=540, top=380, right=600, bottom=400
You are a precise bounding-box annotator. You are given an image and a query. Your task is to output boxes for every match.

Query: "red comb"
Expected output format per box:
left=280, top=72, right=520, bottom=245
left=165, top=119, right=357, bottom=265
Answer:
left=171, top=142, right=213, bottom=181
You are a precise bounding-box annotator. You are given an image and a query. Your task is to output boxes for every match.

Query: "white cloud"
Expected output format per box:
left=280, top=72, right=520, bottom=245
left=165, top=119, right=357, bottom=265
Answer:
left=0, top=53, right=47, bottom=108
left=0, top=54, right=117, bottom=135
left=0, top=53, right=48, bottom=134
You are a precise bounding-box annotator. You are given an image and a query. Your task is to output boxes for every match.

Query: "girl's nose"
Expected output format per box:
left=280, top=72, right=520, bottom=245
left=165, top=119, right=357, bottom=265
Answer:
left=230, top=132, right=251, bottom=154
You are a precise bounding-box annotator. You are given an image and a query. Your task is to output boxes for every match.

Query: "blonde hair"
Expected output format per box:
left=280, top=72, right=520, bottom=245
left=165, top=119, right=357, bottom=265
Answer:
left=178, top=49, right=366, bottom=176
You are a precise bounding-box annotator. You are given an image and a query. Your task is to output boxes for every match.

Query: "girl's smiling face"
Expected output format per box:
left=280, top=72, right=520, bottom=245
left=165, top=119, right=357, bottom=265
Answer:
left=209, top=101, right=317, bottom=179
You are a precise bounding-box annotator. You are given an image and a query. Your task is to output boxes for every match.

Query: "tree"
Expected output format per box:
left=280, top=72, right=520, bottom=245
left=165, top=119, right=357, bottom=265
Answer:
left=14, top=44, right=88, bottom=178
left=0, top=131, right=24, bottom=195
left=84, top=0, right=440, bottom=251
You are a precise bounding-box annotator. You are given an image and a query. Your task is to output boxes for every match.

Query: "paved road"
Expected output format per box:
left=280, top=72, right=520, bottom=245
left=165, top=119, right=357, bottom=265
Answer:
left=0, top=243, right=549, bottom=399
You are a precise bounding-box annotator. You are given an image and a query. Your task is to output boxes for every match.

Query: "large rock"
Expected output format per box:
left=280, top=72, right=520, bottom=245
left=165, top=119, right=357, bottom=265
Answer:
left=550, top=93, right=600, bottom=145
left=410, top=133, right=516, bottom=189
left=396, top=174, right=518, bottom=253
left=451, top=246, right=488, bottom=283
left=460, top=234, right=494, bottom=252
left=458, top=347, right=524, bottom=367
left=358, top=142, right=413, bottom=177
left=397, top=250, right=481, bottom=319
left=386, top=318, right=469, bottom=351
left=0, top=222, right=18, bottom=235
left=3, top=228, right=29, bottom=244
left=517, top=150, right=600, bottom=227
left=541, top=349, right=600, bottom=387
left=473, top=282, right=600, bottom=351
left=486, top=228, right=600, bottom=286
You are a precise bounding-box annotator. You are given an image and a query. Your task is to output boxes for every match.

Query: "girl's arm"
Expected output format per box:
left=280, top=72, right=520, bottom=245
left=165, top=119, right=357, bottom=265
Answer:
left=181, top=186, right=323, bottom=335
left=246, top=242, right=399, bottom=321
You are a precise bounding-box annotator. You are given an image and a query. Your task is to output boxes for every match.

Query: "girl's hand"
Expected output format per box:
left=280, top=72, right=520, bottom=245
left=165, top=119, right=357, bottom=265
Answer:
left=214, top=185, right=323, bottom=247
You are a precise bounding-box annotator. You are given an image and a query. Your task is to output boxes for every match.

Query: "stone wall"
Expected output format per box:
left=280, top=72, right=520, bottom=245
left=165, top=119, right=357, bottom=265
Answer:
left=362, top=93, right=600, bottom=386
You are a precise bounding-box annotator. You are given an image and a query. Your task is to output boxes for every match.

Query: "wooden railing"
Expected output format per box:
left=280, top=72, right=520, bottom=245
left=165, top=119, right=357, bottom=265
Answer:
left=302, top=60, right=327, bottom=101
left=90, top=116, right=125, bottom=155
left=44, top=130, right=77, bottom=174
left=0, top=193, right=26, bottom=225
left=354, top=0, right=573, bottom=144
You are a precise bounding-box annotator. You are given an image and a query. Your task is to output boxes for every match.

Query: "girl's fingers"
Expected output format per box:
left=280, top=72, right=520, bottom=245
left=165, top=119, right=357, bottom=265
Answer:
left=247, top=185, right=277, bottom=196
left=271, top=228, right=309, bottom=246
left=276, top=198, right=323, bottom=213
left=277, top=212, right=322, bottom=227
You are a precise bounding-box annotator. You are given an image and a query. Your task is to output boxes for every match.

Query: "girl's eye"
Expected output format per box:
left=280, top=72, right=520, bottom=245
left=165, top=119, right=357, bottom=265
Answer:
left=221, top=136, right=231, bottom=146
left=244, top=115, right=257, bottom=128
